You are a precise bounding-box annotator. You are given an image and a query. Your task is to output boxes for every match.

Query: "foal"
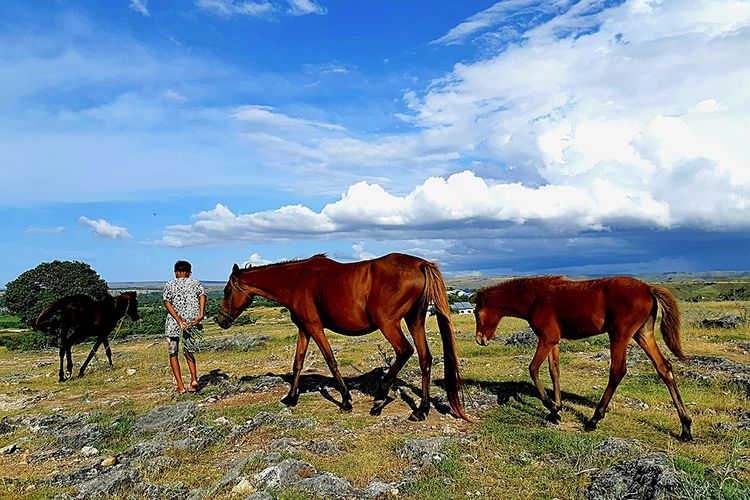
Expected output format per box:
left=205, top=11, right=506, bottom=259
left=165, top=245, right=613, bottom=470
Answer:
left=34, top=292, right=140, bottom=381
left=473, top=276, right=692, bottom=440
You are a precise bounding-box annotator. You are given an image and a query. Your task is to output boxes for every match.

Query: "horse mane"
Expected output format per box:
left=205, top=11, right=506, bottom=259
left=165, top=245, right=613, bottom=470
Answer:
left=242, top=253, right=329, bottom=271
left=480, top=275, right=566, bottom=295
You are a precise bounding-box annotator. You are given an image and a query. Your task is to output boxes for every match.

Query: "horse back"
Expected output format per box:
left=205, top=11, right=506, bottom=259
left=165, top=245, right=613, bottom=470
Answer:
left=545, top=277, right=653, bottom=339
left=34, top=294, right=104, bottom=339
left=299, top=253, right=427, bottom=334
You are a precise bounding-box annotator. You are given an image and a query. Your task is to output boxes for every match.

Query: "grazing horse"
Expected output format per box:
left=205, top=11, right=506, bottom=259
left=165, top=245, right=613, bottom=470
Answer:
left=473, top=276, right=692, bottom=440
left=217, top=253, right=469, bottom=421
left=34, top=292, right=140, bottom=382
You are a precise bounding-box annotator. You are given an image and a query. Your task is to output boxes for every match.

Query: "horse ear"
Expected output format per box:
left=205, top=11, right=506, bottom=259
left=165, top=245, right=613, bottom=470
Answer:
left=232, top=263, right=240, bottom=275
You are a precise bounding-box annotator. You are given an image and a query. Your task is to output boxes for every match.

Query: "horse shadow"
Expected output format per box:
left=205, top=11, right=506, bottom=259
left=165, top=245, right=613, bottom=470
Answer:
left=459, top=378, right=598, bottom=425
left=255, top=367, right=453, bottom=416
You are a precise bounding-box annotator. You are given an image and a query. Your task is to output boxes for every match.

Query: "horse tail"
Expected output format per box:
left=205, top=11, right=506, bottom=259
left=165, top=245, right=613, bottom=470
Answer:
left=421, top=262, right=470, bottom=421
left=650, top=286, right=686, bottom=361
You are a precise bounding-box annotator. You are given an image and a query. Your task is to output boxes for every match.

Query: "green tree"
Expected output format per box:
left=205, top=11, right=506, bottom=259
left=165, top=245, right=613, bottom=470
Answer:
left=4, top=260, right=109, bottom=327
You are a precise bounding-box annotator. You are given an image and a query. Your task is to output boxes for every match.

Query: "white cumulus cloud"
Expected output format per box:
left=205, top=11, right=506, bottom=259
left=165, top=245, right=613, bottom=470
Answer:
left=79, top=217, right=132, bottom=240
left=128, top=0, right=150, bottom=16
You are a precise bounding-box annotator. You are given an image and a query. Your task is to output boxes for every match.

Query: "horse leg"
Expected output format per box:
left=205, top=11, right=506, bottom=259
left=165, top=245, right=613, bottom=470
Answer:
left=308, top=324, right=353, bottom=412
left=634, top=323, right=692, bottom=440
left=407, top=313, right=433, bottom=421
left=547, top=344, right=562, bottom=422
left=281, top=329, right=310, bottom=407
left=585, top=334, right=629, bottom=431
left=58, top=345, right=67, bottom=382
left=79, top=338, right=103, bottom=377
left=371, top=322, right=414, bottom=417
left=528, top=338, right=559, bottom=415
left=65, top=345, right=74, bottom=378
left=103, top=338, right=113, bottom=367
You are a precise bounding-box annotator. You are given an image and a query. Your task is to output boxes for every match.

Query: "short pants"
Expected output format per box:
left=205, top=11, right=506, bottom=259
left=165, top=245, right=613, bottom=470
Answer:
left=167, top=336, right=191, bottom=356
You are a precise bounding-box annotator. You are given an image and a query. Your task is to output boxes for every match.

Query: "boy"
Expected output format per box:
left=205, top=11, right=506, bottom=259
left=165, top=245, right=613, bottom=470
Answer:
left=163, top=260, right=206, bottom=394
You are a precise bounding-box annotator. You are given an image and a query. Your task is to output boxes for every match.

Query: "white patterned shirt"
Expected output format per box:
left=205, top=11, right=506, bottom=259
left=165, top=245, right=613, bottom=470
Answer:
left=163, top=277, right=205, bottom=338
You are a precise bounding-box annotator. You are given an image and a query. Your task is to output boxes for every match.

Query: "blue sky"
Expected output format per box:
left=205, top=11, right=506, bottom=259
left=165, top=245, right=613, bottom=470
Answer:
left=2, top=0, right=749, bottom=285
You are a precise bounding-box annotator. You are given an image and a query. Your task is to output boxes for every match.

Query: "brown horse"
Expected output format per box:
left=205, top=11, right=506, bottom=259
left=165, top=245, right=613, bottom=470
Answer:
left=217, top=253, right=468, bottom=421
left=34, top=292, right=140, bottom=382
left=473, top=276, right=692, bottom=440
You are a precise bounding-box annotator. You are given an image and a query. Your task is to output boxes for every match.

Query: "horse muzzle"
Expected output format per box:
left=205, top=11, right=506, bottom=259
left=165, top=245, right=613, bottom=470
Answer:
left=216, top=310, right=234, bottom=329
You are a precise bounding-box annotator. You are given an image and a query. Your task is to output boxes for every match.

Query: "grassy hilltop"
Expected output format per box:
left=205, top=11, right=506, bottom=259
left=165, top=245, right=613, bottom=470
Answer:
left=0, top=278, right=749, bottom=499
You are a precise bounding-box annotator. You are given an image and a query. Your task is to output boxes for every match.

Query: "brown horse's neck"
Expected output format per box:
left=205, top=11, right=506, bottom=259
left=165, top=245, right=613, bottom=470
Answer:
left=485, top=285, right=535, bottom=318
left=237, top=261, right=306, bottom=304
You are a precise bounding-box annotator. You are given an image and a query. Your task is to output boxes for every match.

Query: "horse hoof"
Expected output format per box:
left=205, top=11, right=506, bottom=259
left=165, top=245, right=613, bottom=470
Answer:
left=408, top=410, right=426, bottom=421
left=370, top=406, right=383, bottom=416
left=679, top=431, right=693, bottom=442
left=281, top=395, right=299, bottom=407
left=584, top=420, right=597, bottom=432
left=545, top=412, right=561, bottom=424
left=339, top=405, right=353, bottom=414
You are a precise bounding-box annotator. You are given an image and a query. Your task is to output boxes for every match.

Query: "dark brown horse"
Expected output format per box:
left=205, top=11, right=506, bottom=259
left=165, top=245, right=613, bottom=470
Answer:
left=473, top=276, right=692, bottom=440
left=217, top=253, right=468, bottom=421
left=34, top=292, right=140, bottom=382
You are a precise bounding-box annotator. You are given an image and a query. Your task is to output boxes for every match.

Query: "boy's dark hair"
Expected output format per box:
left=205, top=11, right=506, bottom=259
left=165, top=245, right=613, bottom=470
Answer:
left=174, top=260, right=192, bottom=273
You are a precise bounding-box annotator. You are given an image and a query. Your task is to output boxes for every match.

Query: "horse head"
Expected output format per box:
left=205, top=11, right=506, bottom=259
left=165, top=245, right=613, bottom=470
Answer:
left=217, top=263, right=255, bottom=329
left=473, top=291, right=503, bottom=346
left=121, top=291, right=140, bottom=321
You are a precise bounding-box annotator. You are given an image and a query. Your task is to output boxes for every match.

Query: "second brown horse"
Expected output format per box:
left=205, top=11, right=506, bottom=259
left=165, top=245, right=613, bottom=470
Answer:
left=473, top=276, right=692, bottom=440
left=217, top=253, right=468, bottom=421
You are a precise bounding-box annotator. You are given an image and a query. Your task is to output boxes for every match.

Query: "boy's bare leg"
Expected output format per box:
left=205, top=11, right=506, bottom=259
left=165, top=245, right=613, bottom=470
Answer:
left=185, top=351, right=199, bottom=391
left=170, top=354, right=186, bottom=393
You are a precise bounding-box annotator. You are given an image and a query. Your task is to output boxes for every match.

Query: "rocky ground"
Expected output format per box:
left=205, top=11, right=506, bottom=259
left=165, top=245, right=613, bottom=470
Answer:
left=1, top=304, right=749, bottom=499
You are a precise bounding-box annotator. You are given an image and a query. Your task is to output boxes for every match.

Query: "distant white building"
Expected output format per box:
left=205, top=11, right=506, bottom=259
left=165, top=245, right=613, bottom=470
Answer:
left=450, top=302, right=474, bottom=315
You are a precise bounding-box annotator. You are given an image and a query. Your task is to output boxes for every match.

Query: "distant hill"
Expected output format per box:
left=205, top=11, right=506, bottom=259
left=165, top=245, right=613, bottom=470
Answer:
left=444, top=271, right=750, bottom=291
left=108, top=281, right=227, bottom=292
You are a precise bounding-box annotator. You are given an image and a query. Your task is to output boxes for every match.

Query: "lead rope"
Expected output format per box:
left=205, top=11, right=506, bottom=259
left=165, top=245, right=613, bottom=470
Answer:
left=112, top=299, right=131, bottom=338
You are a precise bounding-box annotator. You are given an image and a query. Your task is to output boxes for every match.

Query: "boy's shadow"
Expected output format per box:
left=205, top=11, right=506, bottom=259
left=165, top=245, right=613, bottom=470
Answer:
left=256, top=367, right=454, bottom=415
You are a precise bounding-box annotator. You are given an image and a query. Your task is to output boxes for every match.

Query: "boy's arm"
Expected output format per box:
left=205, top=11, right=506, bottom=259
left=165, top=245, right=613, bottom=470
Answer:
left=192, top=294, right=206, bottom=326
left=164, top=300, right=189, bottom=329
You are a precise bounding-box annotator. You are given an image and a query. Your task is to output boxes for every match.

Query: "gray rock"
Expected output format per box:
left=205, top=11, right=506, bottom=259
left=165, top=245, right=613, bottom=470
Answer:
left=75, top=469, right=142, bottom=498
left=701, top=315, right=745, bottom=329
left=689, top=355, right=750, bottom=374
left=204, top=335, right=271, bottom=351
left=170, top=424, right=223, bottom=452
left=251, top=375, right=287, bottom=392
left=296, top=471, right=355, bottom=498
left=398, top=437, right=450, bottom=466
left=506, top=327, right=537, bottom=347
left=306, top=438, right=344, bottom=456
left=360, top=481, right=401, bottom=499
left=1, top=443, right=18, bottom=454
left=134, top=401, right=198, bottom=434
left=245, top=493, right=273, bottom=500
left=137, top=455, right=178, bottom=475
left=50, top=463, right=102, bottom=488
left=586, top=453, right=684, bottom=500
left=254, top=458, right=317, bottom=489
left=591, top=438, right=646, bottom=459
left=119, top=440, right=167, bottom=463
left=141, top=481, right=190, bottom=500
left=57, top=423, right=108, bottom=449
left=0, top=416, right=15, bottom=435
left=271, top=437, right=301, bottom=452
